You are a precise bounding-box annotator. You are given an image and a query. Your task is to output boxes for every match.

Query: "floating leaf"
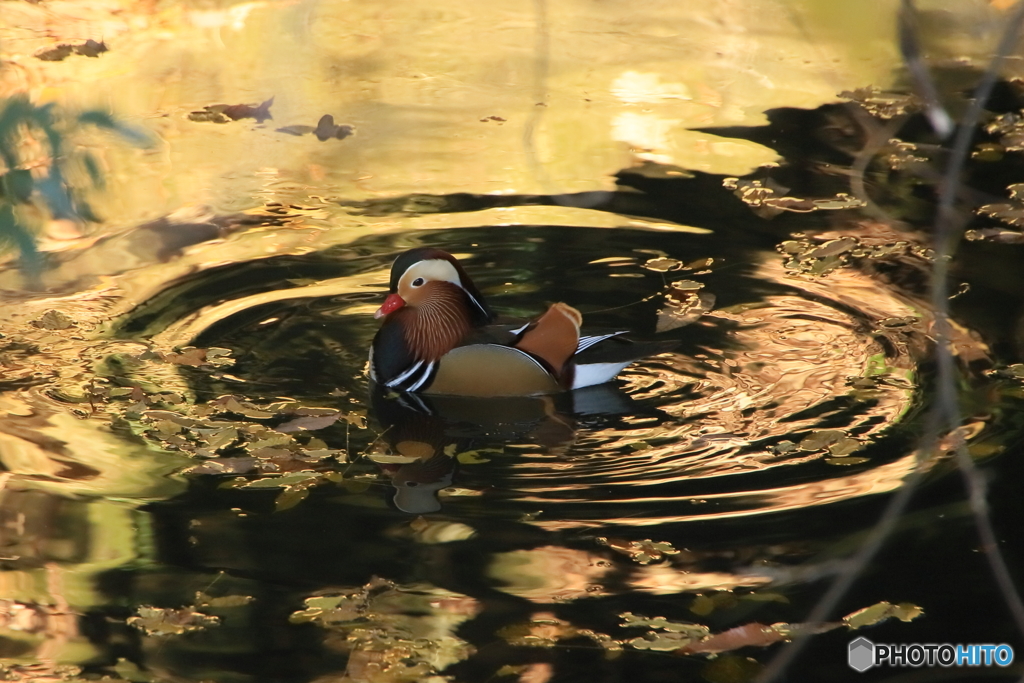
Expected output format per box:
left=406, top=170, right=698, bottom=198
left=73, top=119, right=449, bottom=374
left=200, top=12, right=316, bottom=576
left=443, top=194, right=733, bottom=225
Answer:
left=629, top=631, right=699, bottom=651
left=828, top=438, right=863, bottom=456
left=275, top=486, right=310, bottom=510
left=456, top=450, right=492, bottom=464
left=236, top=471, right=321, bottom=489
left=276, top=412, right=340, bottom=432
left=127, top=606, right=219, bottom=636
left=598, top=537, right=680, bottom=564
left=210, top=395, right=276, bottom=419
left=32, top=310, right=75, bottom=330
left=837, top=87, right=917, bottom=118
left=195, top=592, right=254, bottom=608
left=313, top=114, right=355, bottom=141
left=276, top=115, right=355, bottom=140
left=690, top=595, right=716, bottom=616
left=669, top=279, right=704, bottom=292
left=35, top=39, right=108, bottom=61
left=876, top=316, right=918, bottom=329
left=843, top=601, right=923, bottom=629
left=741, top=591, right=789, bottom=604
left=367, top=453, right=421, bottom=464
left=807, top=237, right=859, bottom=258
left=656, top=291, right=715, bottom=332
left=643, top=257, right=683, bottom=272
left=621, top=613, right=708, bottom=637
left=183, top=457, right=257, bottom=475
left=499, top=617, right=580, bottom=647
left=189, top=97, right=274, bottom=124
left=797, top=429, right=846, bottom=451
left=682, top=623, right=788, bottom=654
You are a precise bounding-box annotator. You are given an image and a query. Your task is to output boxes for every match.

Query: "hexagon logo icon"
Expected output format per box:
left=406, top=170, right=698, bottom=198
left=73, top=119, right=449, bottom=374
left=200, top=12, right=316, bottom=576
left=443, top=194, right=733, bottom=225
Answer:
left=849, top=637, right=875, bottom=672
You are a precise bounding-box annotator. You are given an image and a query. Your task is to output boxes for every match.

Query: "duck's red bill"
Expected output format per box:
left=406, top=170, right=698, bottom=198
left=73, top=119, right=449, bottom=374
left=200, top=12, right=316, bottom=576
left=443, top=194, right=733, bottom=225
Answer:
left=374, top=293, right=406, bottom=319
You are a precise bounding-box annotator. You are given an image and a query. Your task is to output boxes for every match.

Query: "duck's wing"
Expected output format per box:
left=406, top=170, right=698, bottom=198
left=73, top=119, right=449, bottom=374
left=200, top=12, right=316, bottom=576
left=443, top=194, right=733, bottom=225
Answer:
left=569, top=336, right=680, bottom=390
left=424, top=344, right=561, bottom=396
left=513, top=303, right=582, bottom=375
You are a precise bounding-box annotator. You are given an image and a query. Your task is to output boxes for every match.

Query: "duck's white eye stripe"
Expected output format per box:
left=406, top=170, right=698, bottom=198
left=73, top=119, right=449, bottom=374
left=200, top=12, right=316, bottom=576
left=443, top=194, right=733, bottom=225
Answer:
left=387, top=360, right=424, bottom=387
left=467, top=294, right=489, bottom=318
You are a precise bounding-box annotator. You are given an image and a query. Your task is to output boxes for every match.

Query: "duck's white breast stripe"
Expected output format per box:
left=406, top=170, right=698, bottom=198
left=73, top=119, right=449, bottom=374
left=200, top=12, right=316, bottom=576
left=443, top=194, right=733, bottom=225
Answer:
left=405, top=361, right=436, bottom=391
left=386, top=360, right=424, bottom=387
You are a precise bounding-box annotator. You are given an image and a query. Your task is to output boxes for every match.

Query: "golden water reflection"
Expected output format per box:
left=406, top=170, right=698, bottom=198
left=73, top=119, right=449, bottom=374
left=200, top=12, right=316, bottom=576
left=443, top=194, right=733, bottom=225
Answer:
left=0, top=0, right=930, bottom=235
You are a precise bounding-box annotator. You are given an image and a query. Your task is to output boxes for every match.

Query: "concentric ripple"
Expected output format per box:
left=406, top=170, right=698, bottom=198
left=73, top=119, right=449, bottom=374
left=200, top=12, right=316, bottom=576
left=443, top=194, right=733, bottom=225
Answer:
left=119, top=225, right=987, bottom=528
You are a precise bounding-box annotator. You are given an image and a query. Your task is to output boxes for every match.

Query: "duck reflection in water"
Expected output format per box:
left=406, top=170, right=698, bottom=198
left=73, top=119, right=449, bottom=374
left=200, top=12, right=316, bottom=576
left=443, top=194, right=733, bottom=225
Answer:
left=367, top=247, right=677, bottom=512
left=370, top=383, right=642, bottom=514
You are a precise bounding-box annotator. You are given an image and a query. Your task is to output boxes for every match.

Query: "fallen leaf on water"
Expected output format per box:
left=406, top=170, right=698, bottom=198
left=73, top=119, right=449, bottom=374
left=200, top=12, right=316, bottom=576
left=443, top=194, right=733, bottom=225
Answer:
left=127, top=606, right=220, bottom=636
left=680, top=622, right=788, bottom=654
left=843, top=601, right=923, bottom=629
left=644, top=257, right=683, bottom=272
left=598, top=537, right=680, bottom=564
left=161, top=346, right=235, bottom=368
left=277, top=115, right=355, bottom=141
left=32, top=310, right=75, bottom=330
left=189, top=97, right=274, bottom=124
left=837, top=87, right=917, bottom=119
left=367, top=453, right=421, bottom=465
left=455, top=449, right=497, bottom=464
left=314, top=114, right=355, bottom=141
left=182, top=457, right=257, bottom=475
left=828, top=438, right=863, bottom=456
left=876, top=316, right=919, bottom=329
left=657, top=290, right=715, bottom=332
left=274, top=486, right=310, bottom=511
left=210, top=395, right=276, bottom=419
left=275, top=412, right=341, bottom=432
left=35, top=39, right=108, bottom=61
left=629, top=630, right=700, bottom=651
left=195, top=592, right=254, bottom=608
left=669, top=279, right=704, bottom=292
left=231, top=471, right=322, bottom=489
left=620, top=612, right=708, bottom=637
left=797, top=429, right=846, bottom=451
left=499, top=616, right=581, bottom=647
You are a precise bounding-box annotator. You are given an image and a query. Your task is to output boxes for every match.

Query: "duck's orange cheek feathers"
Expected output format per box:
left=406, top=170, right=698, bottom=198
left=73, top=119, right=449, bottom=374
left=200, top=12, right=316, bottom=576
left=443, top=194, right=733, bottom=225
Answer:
left=375, top=293, right=406, bottom=319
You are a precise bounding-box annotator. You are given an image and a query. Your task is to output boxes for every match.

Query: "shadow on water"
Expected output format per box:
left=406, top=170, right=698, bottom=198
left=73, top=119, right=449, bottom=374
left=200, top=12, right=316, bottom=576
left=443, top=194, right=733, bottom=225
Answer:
left=4, top=62, right=1024, bottom=683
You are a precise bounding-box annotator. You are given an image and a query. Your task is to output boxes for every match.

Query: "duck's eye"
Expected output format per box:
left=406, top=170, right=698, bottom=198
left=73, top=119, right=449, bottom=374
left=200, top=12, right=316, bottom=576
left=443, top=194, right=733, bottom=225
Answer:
left=411, top=277, right=425, bottom=287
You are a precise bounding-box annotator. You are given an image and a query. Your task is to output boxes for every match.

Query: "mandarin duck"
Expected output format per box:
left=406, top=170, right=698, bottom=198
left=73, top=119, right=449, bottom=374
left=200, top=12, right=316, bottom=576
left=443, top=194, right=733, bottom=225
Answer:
left=368, top=247, right=667, bottom=397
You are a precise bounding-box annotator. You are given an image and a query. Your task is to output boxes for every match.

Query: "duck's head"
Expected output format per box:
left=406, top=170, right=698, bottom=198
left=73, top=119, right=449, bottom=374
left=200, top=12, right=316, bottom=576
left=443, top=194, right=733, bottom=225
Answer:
left=374, top=247, right=493, bottom=325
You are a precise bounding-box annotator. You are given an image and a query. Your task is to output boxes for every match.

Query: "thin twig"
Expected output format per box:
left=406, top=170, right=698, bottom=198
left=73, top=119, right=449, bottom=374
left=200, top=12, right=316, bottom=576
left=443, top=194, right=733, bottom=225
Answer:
left=756, top=5, right=1024, bottom=681
left=930, top=0, right=1024, bottom=638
